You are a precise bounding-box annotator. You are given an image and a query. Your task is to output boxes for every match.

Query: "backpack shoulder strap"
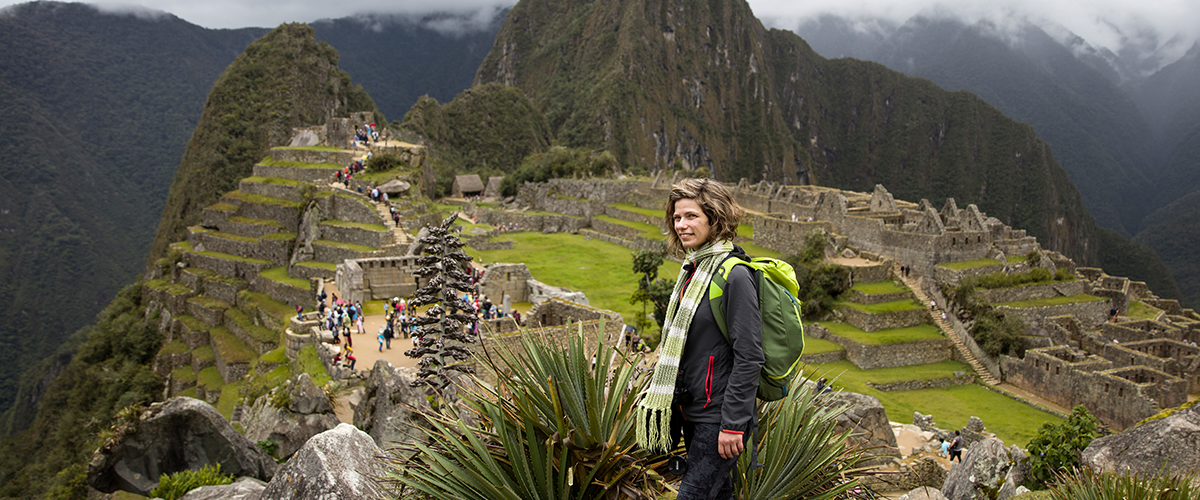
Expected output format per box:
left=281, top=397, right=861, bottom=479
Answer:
left=708, top=255, right=749, bottom=344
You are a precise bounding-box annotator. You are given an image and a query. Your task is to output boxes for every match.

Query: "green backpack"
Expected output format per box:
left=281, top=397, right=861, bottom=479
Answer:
left=708, top=255, right=805, bottom=401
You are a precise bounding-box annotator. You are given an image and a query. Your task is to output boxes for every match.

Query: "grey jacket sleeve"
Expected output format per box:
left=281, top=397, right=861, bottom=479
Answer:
left=720, top=264, right=764, bottom=433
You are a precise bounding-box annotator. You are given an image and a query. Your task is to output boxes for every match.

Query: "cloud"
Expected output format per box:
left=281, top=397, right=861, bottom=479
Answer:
left=749, top=0, right=1200, bottom=69
left=1, top=0, right=518, bottom=29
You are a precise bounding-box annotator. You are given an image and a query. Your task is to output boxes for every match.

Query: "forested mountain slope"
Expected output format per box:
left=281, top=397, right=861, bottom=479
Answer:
left=476, top=0, right=1108, bottom=271
left=0, top=2, right=266, bottom=416
left=0, top=23, right=378, bottom=498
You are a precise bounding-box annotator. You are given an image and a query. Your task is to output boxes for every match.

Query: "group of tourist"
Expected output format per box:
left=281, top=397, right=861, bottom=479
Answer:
left=353, top=123, right=378, bottom=147
left=314, top=289, right=364, bottom=346
left=334, top=155, right=369, bottom=185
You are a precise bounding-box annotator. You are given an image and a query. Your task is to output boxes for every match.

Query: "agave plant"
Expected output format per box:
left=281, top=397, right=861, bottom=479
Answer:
left=405, top=214, right=478, bottom=392
left=385, top=317, right=872, bottom=500
left=385, top=321, right=670, bottom=499
left=1048, top=467, right=1198, bottom=500
left=734, top=383, right=868, bottom=500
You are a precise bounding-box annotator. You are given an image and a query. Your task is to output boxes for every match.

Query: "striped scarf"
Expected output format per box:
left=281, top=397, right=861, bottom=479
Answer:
left=636, top=240, right=733, bottom=453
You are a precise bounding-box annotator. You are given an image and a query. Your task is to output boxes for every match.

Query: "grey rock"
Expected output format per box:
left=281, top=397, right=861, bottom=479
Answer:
left=900, top=486, right=949, bottom=500
left=242, top=374, right=341, bottom=459
left=827, top=391, right=901, bottom=467
left=260, top=423, right=385, bottom=499
left=87, top=397, right=277, bottom=496
left=1082, top=403, right=1200, bottom=478
left=941, top=438, right=1027, bottom=500
left=179, top=477, right=266, bottom=500
left=353, top=359, right=431, bottom=451
left=914, top=412, right=940, bottom=433
left=966, top=416, right=985, bottom=433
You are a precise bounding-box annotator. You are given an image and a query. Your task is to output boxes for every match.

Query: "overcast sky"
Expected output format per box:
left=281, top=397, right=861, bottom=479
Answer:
left=4, top=0, right=1197, bottom=63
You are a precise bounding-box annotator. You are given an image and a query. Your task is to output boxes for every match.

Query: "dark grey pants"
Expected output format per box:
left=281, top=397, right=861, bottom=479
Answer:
left=677, top=422, right=746, bottom=500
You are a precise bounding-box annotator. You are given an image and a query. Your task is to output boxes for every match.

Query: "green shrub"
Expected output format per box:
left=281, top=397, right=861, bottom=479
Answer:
left=148, top=464, right=233, bottom=500
left=256, top=439, right=279, bottom=458
left=1025, top=406, right=1099, bottom=489
left=1047, top=467, right=1197, bottom=500
left=500, top=146, right=616, bottom=196
left=971, top=311, right=1027, bottom=357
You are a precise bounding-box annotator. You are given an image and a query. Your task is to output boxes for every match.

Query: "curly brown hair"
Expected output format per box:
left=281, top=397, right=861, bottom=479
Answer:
left=664, top=178, right=744, bottom=255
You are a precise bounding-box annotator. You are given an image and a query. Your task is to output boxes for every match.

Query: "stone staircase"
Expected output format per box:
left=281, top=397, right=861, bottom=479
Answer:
left=374, top=199, right=410, bottom=247
left=895, top=264, right=1001, bottom=386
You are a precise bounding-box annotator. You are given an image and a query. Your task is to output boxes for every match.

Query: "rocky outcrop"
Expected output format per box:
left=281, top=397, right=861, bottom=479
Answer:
left=353, top=359, right=431, bottom=450
left=900, top=486, right=949, bottom=500
left=827, top=391, right=901, bottom=467
left=940, top=438, right=1028, bottom=500
left=87, top=397, right=277, bottom=496
left=259, top=423, right=385, bottom=499
left=179, top=477, right=266, bottom=500
left=241, top=373, right=341, bottom=459
left=1081, top=403, right=1200, bottom=478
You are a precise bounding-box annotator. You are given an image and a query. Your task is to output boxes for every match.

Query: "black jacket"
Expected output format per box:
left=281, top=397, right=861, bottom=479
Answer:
left=674, top=249, right=764, bottom=434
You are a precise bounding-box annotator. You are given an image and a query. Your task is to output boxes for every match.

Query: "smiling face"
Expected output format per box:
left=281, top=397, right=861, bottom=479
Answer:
left=673, top=198, right=712, bottom=250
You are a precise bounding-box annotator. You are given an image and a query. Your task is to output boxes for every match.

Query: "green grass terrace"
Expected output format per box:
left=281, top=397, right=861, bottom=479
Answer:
left=258, top=157, right=343, bottom=169
left=851, top=280, right=909, bottom=295
left=804, top=359, right=1062, bottom=446
left=821, top=321, right=944, bottom=345
left=995, top=294, right=1105, bottom=308
left=1125, top=301, right=1163, bottom=320
left=836, top=298, right=924, bottom=314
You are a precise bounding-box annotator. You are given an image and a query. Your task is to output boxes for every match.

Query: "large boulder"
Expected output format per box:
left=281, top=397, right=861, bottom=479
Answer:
left=179, top=477, right=266, bottom=500
left=87, top=397, right=277, bottom=496
left=1081, top=403, right=1200, bottom=478
left=900, top=486, right=949, bottom=500
left=352, top=359, right=430, bottom=450
left=259, top=423, right=385, bottom=499
left=941, top=438, right=1028, bottom=500
left=242, top=373, right=341, bottom=459
left=827, top=391, right=901, bottom=467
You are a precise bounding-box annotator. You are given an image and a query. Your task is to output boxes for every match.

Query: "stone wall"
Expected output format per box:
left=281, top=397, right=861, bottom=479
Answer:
left=319, top=192, right=380, bottom=226
left=846, top=289, right=911, bottom=305
left=253, top=163, right=341, bottom=184
left=250, top=275, right=313, bottom=310
left=480, top=263, right=533, bottom=304
left=226, top=199, right=302, bottom=233
left=590, top=218, right=646, bottom=240
left=269, top=147, right=357, bottom=166
left=239, top=178, right=308, bottom=203
left=838, top=305, right=929, bottom=332
left=336, top=256, right=427, bottom=304
left=604, top=205, right=664, bottom=228
left=317, top=223, right=389, bottom=249
left=807, top=324, right=951, bottom=369
left=580, top=229, right=668, bottom=254
left=190, top=231, right=293, bottom=267
left=849, top=263, right=893, bottom=285
left=469, top=208, right=589, bottom=234
left=868, top=374, right=976, bottom=391
left=932, top=262, right=1006, bottom=287
left=997, top=298, right=1110, bottom=330
left=1000, top=346, right=1187, bottom=429
left=747, top=217, right=834, bottom=256
left=975, top=280, right=1088, bottom=304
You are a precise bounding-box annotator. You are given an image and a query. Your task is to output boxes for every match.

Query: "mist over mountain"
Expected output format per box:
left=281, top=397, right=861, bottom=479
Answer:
left=312, top=9, right=506, bottom=121
left=793, top=15, right=1156, bottom=236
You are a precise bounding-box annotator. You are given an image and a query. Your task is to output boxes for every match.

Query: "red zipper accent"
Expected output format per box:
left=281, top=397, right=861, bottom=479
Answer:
left=703, top=355, right=714, bottom=409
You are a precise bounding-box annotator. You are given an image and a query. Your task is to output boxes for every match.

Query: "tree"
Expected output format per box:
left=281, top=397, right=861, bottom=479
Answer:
left=405, top=215, right=478, bottom=393
left=1025, top=405, right=1100, bottom=488
left=630, top=249, right=672, bottom=343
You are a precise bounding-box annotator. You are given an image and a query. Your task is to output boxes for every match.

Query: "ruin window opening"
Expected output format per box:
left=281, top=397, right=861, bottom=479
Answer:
left=1118, top=387, right=1123, bottom=397
left=1055, top=366, right=1060, bottom=374
left=1105, top=384, right=1109, bottom=393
